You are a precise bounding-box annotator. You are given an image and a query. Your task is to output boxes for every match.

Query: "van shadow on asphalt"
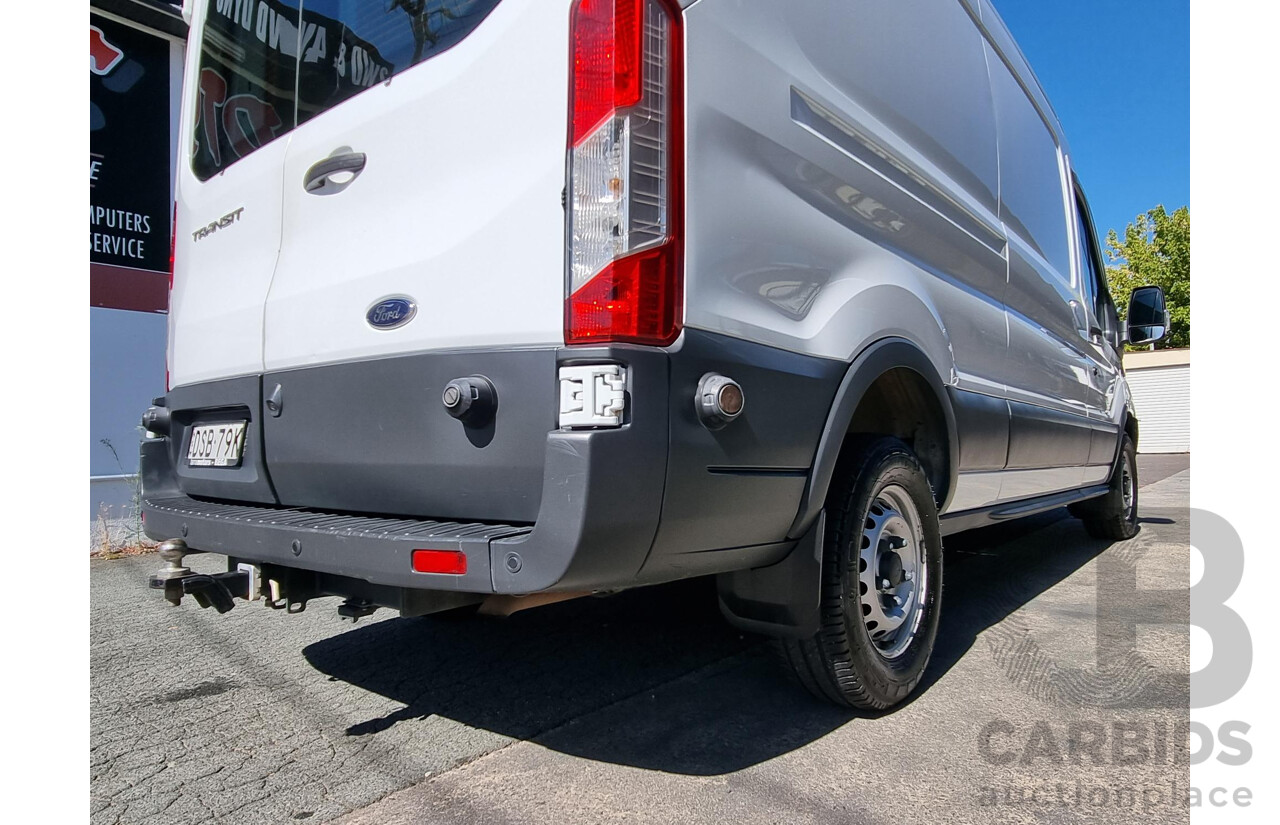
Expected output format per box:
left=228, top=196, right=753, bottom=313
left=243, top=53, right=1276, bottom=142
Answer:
left=303, top=509, right=1168, bottom=776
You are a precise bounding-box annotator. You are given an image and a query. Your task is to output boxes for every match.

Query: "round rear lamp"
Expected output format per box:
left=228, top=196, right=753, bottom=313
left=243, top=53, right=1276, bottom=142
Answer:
left=696, top=373, right=745, bottom=430
left=716, top=382, right=744, bottom=416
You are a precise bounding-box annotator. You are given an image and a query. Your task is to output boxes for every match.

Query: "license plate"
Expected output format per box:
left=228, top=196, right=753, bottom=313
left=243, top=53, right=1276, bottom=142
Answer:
left=187, top=421, right=248, bottom=468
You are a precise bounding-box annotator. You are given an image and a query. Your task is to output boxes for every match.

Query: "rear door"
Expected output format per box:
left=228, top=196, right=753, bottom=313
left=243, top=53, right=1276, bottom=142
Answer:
left=261, top=0, right=570, bottom=372
left=257, top=0, right=572, bottom=516
left=170, top=0, right=302, bottom=387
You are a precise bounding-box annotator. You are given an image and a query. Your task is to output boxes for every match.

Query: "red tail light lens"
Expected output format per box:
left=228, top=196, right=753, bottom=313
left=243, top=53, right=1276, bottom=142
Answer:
left=169, top=203, right=177, bottom=289
left=566, top=0, right=682, bottom=346
left=571, top=0, right=645, bottom=145
left=411, top=549, right=468, bottom=575
left=567, top=242, right=679, bottom=344
left=167, top=202, right=176, bottom=391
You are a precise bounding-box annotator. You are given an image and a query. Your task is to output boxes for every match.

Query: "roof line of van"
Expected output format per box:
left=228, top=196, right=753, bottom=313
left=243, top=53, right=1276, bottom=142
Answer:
left=966, top=0, right=1072, bottom=157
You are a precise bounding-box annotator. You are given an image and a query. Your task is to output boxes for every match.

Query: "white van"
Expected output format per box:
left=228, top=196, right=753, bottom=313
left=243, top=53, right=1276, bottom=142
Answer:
left=143, top=0, right=1170, bottom=709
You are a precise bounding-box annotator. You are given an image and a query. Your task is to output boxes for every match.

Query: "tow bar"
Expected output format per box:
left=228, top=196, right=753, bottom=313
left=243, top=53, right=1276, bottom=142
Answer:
left=148, top=539, right=258, bottom=614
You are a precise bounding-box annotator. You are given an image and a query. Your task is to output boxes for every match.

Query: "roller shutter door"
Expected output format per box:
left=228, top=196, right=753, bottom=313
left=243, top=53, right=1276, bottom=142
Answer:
left=1126, top=364, right=1190, bottom=453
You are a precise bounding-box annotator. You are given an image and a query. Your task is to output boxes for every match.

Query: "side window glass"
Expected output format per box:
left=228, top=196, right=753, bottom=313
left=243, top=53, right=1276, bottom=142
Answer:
left=192, top=0, right=302, bottom=181
left=1074, top=191, right=1120, bottom=348
left=1074, top=202, right=1098, bottom=309
left=296, top=0, right=504, bottom=124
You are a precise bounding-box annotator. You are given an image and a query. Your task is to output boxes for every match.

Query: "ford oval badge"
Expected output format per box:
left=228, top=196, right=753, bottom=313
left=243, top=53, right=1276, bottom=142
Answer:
left=366, top=297, right=417, bottom=330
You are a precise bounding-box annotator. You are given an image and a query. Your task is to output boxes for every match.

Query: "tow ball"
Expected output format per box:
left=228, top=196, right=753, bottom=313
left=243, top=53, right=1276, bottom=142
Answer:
left=148, top=539, right=257, bottom=614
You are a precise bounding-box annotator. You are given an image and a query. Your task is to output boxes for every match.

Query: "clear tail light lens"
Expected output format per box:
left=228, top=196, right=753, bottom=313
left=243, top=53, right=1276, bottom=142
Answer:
left=566, top=0, right=682, bottom=346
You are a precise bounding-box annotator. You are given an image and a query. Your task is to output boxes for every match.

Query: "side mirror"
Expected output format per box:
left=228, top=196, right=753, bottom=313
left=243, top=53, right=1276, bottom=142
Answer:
left=1126, top=285, right=1169, bottom=346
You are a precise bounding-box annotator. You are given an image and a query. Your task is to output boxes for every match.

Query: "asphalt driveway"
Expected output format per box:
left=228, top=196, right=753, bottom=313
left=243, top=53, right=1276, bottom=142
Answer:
left=91, top=455, right=1190, bottom=824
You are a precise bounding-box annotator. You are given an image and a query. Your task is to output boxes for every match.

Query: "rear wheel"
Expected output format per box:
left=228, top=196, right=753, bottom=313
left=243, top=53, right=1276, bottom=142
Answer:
left=779, top=436, right=943, bottom=709
left=1076, top=434, right=1139, bottom=540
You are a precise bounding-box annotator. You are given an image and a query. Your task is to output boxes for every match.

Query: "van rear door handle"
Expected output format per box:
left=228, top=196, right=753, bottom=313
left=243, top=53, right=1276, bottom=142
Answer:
left=304, top=152, right=366, bottom=193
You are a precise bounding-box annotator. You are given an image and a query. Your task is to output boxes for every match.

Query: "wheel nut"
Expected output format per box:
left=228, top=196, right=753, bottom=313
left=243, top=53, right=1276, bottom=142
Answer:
left=903, top=571, right=913, bottom=582
left=880, top=578, right=891, bottom=590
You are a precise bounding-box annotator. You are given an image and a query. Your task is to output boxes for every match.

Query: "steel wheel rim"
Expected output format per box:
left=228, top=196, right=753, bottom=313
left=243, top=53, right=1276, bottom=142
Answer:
left=856, top=484, right=928, bottom=660
left=1121, top=453, right=1136, bottom=522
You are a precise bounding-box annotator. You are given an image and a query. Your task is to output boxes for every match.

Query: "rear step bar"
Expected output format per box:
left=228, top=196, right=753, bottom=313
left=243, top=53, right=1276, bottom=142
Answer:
left=143, top=495, right=530, bottom=597
left=147, top=536, right=590, bottom=620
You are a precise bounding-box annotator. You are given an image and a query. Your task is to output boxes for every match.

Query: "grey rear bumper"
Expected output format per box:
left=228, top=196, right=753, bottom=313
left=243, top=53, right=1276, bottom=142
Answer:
left=142, top=331, right=845, bottom=596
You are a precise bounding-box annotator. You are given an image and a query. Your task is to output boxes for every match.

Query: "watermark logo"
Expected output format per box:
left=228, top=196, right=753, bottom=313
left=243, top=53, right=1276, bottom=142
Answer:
left=977, top=507, right=1248, bottom=710
left=970, top=506, right=1257, bottom=811
left=1190, top=509, right=1251, bottom=709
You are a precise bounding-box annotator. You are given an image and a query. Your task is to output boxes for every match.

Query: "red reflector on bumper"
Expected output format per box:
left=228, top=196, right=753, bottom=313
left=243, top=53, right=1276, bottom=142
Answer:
left=411, top=549, right=468, bottom=575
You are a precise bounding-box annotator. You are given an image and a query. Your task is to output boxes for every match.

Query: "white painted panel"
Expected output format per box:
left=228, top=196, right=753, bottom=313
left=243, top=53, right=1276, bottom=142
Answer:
left=264, top=0, right=570, bottom=371
left=169, top=0, right=292, bottom=386
left=1126, top=363, right=1190, bottom=453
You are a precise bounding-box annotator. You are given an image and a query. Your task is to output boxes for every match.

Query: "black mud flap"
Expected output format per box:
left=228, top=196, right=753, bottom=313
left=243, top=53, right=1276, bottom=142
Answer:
left=716, top=511, right=826, bottom=639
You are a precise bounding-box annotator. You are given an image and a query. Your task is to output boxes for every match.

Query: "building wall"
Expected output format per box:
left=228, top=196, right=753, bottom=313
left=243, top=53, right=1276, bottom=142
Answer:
left=1123, top=348, right=1191, bottom=454
left=90, top=308, right=168, bottom=518
left=90, top=4, right=185, bottom=520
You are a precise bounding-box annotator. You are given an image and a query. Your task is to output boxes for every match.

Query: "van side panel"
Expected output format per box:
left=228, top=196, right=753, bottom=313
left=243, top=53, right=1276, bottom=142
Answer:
left=986, top=41, right=1096, bottom=488
left=975, top=0, right=1066, bottom=147
left=680, top=0, right=1007, bottom=397
left=681, top=0, right=1013, bottom=516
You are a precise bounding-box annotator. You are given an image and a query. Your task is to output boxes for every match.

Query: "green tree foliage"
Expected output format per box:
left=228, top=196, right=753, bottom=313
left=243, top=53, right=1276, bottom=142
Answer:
left=1103, top=205, right=1190, bottom=348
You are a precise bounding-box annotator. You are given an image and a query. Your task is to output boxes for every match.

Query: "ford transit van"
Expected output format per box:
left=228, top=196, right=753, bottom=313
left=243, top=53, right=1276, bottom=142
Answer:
left=142, top=0, right=1170, bottom=709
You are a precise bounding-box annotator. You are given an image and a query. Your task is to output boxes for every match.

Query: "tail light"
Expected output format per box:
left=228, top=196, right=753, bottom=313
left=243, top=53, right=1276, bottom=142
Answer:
left=169, top=203, right=177, bottom=286
left=166, top=203, right=176, bottom=391
left=566, top=0, right=683, bottom=346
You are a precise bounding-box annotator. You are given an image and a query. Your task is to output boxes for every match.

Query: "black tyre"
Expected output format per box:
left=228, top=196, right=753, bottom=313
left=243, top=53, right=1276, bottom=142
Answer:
left=1076, top=434, right=1139, bottom=540
left=779, top=436, right=943, bottom=709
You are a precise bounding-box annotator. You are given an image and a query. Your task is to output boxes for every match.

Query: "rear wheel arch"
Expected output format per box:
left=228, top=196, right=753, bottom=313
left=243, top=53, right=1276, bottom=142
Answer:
left=842, top=366, right=950, bottom=509
left=1123, top=408, right=1139, bottom=452
left=718, top=339, right=957, bottom=641
left=788, top=338, right=958, bottom=540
